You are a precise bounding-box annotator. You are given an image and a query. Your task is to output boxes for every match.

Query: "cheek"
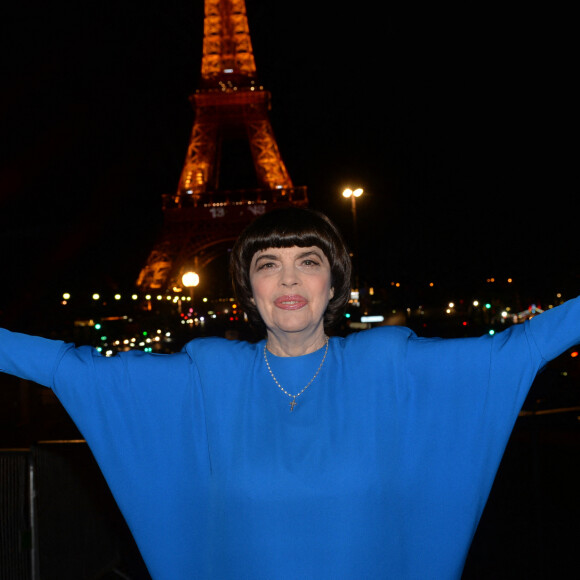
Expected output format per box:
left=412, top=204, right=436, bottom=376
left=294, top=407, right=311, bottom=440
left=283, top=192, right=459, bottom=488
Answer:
left=315, top=278, right=333, bottom=305
left=248, top=275, right=260, bottom=300
left=249, top=277, right=269, bottom=306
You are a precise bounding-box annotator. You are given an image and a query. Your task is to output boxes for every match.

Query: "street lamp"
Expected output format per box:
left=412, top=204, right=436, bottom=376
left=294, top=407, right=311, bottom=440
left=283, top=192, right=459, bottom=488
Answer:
left=182, top=271, right=200, bottom=307
left=342, top=187, right=364, bottom=288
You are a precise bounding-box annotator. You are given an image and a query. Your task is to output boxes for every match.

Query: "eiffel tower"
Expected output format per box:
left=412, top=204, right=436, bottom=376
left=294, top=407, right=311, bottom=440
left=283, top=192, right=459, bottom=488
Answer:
left=137, top=0, right=307, bottom=292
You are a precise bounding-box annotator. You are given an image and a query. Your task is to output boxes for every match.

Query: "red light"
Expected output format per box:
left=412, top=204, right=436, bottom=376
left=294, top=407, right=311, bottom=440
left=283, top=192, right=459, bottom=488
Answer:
left=571, top=351, right=579, bottom=358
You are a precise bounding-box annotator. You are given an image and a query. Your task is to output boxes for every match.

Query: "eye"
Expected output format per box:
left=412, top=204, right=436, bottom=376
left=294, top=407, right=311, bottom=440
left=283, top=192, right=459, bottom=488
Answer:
left=302, top=258, right=320, bottom=267
left=257, top=261, right=276, bottom=270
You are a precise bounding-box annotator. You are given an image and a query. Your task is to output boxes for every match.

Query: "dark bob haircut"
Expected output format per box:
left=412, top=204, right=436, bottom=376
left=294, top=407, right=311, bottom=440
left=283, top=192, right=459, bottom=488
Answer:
left=230, top=207, right=352, bottom=334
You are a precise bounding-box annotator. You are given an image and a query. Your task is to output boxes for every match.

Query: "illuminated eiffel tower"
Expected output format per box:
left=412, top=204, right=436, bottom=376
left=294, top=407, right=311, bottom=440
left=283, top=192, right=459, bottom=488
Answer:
left=137, top=0, right=307, bottom=291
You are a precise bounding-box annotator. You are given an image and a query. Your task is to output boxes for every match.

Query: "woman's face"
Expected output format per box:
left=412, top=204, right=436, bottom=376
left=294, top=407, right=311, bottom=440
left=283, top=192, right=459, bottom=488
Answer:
left=249, top=246, right=334, bottom=338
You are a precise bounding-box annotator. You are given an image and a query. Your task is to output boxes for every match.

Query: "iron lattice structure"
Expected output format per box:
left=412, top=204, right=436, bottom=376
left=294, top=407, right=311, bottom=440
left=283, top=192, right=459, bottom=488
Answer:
left=137, top=0, right=307, bottom=291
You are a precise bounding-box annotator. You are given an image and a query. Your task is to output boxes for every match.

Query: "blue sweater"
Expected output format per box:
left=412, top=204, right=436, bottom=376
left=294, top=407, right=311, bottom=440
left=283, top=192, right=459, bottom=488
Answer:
left=2, top=297, right=580, bottom=579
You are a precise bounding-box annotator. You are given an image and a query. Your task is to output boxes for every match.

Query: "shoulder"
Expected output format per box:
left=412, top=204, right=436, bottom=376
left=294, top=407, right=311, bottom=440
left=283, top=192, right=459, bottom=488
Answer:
left=341, top=325, right=416, bottom=345
left=182, top=336, right=260, bottom=365
left=334, top=325, right=416, bottom=359
left=336, top=324, right=498, bottom=368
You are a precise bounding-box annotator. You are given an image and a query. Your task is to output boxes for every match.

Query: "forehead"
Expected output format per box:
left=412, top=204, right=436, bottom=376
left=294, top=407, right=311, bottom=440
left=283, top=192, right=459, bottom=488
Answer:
left=251, top=246, right=327, bottom=263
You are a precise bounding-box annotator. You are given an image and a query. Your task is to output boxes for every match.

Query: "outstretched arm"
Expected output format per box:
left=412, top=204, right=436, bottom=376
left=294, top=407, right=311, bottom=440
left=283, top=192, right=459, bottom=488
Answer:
left=0, top=328, right=69, bottom=387
left=527, top=294, right=580, bottom=362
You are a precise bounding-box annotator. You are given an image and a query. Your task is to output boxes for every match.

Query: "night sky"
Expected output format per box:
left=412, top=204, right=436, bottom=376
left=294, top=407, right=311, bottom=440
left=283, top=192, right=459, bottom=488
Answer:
left=1, top=2, right=577, bottom=318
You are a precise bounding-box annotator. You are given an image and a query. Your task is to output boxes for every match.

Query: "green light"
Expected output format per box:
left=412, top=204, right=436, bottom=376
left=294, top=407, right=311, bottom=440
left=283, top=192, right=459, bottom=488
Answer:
left=143, top=331, right=148, bottom=336
left=485, top=303, right=491, bottom=309
left=345, top=313, right=351, bottom=318
left=488, top=329, right=495, bottom=335
left=95, top=323, right=102, bottom=330
left=100, top=336, right=107, bottom=341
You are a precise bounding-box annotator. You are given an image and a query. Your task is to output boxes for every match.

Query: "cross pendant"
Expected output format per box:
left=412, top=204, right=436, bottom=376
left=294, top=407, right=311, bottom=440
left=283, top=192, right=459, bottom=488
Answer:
left=289, top=398, right=297, bottom=411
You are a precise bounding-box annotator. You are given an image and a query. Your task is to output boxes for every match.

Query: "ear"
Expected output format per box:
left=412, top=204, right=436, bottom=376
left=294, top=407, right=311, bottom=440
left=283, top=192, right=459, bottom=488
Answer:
left=250, top=296, right=255, bottom=304
left=329, top=287, right=335, bottom=300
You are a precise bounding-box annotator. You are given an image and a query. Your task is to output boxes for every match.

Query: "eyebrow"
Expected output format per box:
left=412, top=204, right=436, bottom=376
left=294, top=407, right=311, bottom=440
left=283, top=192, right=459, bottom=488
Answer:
left=297, top=250, right=324, bottom=260
left=252, top=253, right=278, bottom=268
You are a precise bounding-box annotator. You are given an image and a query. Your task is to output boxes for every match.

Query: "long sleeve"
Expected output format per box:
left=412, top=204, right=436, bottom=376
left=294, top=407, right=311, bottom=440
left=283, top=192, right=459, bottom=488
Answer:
left=527, top=294, right=580, bottom=360
left=0, top=328, right=212, bottom=579
left=0, top=328, right=69, bottom=387
left=392, top=294, right=580, bottom=576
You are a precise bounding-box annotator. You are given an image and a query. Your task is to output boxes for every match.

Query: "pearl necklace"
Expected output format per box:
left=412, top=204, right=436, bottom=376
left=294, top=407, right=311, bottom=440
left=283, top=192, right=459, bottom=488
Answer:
left=263, top=337, right=329, bottom=411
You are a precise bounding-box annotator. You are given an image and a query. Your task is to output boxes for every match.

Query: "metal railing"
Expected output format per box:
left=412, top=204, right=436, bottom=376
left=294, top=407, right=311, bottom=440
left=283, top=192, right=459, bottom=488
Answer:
left=0, top=442, right=147, bottom=579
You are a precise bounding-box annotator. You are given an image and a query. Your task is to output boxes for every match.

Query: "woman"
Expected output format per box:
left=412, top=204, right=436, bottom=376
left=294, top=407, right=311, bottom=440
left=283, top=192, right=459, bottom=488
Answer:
left=1, top=206, right=580, bottom=579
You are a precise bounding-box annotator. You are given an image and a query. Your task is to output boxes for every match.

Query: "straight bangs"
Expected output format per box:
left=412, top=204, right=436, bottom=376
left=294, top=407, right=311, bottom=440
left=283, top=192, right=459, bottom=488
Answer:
left=241, top=229, right=337, bottom=267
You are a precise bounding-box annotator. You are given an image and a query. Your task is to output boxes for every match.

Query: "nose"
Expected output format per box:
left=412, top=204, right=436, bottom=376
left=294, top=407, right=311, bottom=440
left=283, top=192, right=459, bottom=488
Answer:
left=280, top=264, right=299, bottom=287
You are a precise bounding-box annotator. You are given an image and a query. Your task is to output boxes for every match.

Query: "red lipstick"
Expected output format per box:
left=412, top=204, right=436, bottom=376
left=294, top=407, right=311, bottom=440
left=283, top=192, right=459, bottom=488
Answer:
left=274, top=295, right=308, bottom=310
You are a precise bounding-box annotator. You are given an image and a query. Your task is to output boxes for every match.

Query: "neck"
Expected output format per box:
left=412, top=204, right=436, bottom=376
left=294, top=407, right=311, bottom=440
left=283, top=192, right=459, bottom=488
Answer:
left=265, top=329, right=327, bottom=357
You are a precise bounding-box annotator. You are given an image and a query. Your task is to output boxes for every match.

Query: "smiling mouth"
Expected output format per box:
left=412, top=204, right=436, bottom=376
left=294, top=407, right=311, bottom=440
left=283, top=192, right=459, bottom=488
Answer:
left=274, top=295, right=308, bottom=310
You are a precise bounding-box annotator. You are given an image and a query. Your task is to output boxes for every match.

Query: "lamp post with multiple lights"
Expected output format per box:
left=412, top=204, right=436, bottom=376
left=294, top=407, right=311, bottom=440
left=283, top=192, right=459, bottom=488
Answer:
left=342, top=187, right=364, bottom=289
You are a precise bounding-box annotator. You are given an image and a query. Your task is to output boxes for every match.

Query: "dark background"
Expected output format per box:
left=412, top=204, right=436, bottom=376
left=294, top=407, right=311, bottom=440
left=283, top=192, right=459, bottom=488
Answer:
left=1, top=2, right=577, bottom=318
left=1, top=5, right=579, bottom=577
